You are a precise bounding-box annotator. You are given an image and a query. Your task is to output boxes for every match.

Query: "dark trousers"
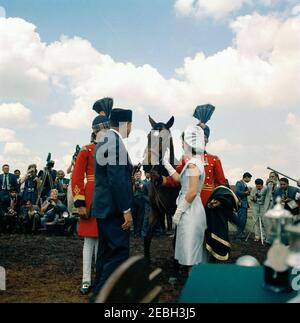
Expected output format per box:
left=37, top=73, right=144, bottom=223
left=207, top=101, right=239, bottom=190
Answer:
left=236, top=207, right=248, bottom=239
left=132, top=197, right=145, bottom=237
left=90, top=214, right=130, bottom=303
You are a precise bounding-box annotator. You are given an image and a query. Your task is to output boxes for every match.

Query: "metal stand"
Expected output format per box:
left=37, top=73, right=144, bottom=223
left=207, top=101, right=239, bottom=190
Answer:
left=36, top=168, right=54, bottom=207
left=245, top=215, right=265, bottom=246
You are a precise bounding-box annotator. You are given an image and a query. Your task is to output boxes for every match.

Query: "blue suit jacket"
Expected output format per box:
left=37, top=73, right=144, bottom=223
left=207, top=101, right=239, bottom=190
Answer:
left=235, top=180, right=249, bottom=209
left=273, top=186, right=299, bottom=203
left=92, top=130, right=133, bottom=219
left=0, top=173, right=18, bottom=191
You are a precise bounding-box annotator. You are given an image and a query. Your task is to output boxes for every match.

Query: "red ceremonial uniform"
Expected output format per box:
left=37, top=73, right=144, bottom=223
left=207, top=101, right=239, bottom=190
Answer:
left=163, top=153, right=226, bottom=207
left=201, top=153, right=226, bottom=206
left=72, top=143, right=98, bottom=238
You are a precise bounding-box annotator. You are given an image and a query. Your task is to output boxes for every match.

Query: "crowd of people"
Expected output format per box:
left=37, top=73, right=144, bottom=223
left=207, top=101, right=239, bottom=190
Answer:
left=1, top=97, right=300, bottom=303
left=0, top=163, right=77, bottom=235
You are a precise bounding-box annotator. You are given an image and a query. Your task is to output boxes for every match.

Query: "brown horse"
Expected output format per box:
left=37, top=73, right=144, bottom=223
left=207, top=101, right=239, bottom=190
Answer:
left=142, top=116, right=180, bottom=261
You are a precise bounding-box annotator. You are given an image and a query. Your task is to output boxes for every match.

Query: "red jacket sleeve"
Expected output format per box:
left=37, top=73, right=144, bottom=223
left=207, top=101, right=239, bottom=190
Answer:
left=72, top=147, right=88, bottom=208
left=214, top=157, right=226, bottom=187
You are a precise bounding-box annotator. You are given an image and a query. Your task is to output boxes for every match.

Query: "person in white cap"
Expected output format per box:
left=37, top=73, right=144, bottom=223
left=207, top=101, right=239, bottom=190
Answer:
left=163, top=125, right=207, bottom=271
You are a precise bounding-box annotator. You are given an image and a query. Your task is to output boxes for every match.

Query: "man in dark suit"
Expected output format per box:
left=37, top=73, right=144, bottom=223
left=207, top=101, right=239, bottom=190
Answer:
left=273, top=178, right=300, bottom=215
left=0, top=164, right=18, bottom=203
left=235, top=172, right=252, bottom=241
left=90, top=108, right=133, bottom=302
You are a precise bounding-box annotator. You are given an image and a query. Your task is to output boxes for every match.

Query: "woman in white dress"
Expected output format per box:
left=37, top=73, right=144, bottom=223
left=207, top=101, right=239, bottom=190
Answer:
left=163, top=125, right=207, bottom=270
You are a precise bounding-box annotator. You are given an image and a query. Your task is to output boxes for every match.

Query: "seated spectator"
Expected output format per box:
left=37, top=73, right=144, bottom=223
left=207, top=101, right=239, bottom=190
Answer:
left=22, top=200, right=41, bottom=233
left=40, top=189, right=77, bottom=234
left=0, top=189, right=21, bottom=233
left=41, top=189, right=68, bottom=229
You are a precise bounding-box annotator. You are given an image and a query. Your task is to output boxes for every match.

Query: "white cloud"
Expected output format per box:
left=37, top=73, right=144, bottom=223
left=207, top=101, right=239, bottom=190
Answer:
left=0, top=18, right=49, bottom=101
left=174, top=1, right=298, bottom=19
left=1, top=15, right=300, bottom=130
left=286, top=112, right=300, bottom=145
left=176, top=12, right=300, bottom=110
left=174, top=0, right=194, bottom=16
left=292, top=5, right=300, bottom=16
left=174, top=0, right=251, bottom=19
left=287, top=112, right=297, bottom=125
left=0, top=103, right=33, bottom=127
left=4, top=142, right=31, bottom=157
left=208, top=138, right=243, bottom=154
left=0, top=128, right=16, bottom=142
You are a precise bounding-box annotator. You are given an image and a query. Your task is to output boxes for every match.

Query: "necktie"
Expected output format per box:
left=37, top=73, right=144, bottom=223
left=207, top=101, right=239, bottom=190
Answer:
left=3, top=174, right=8, bottom=190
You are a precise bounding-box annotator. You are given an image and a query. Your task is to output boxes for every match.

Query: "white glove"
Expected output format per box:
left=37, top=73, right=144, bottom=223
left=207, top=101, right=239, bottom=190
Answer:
left=173, top=198, right=191, bottom=226
left=163, top=148, right=176, bottom=176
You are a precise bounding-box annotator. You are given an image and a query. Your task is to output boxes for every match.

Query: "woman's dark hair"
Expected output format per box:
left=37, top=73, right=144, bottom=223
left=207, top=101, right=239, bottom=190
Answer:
left=181, top=132, right=197, bottom=155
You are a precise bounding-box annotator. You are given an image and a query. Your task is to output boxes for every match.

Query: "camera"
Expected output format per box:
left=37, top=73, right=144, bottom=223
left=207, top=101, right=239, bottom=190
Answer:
left=72, top=145, right=81, bottom=161
left=45, top=153, right=54, bottom=170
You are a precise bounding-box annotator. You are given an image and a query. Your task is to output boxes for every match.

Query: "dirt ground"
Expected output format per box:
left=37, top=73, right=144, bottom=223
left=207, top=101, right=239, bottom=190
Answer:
left=0, top=228, right=269, bottom=303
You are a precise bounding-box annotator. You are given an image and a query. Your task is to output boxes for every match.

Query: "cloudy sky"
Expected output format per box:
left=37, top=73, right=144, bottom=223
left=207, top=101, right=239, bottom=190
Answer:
left=0, top=0, right=299, bottom=185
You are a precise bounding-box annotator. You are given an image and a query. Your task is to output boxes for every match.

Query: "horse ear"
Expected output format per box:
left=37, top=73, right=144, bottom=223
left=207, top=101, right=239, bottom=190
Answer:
left=149, top=116, right=157, bottom=128
left=166, top=116, right=175, bottom=129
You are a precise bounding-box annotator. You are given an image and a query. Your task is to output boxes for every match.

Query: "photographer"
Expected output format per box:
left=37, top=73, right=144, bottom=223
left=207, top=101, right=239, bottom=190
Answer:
left=40, top=189, right=68, bottom=229
left=235, top=172, right=252, bottom=241
left=21, top=164, right=41, bottom=205
left=274, top=178, right=300, bottom=216
left=38, top=159, right=57, bottom=200
left=55, top=170, right=69, bottom=205
left=250, top=179, right=267, bottom=242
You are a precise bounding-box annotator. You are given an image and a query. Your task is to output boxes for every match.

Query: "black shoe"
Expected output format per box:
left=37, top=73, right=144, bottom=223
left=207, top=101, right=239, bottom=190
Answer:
left=80, top=282, right=91, bottom=295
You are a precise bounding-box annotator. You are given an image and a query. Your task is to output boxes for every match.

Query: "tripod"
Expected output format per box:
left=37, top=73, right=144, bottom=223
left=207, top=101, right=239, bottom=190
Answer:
left=36, top=167, right=55, bottom=207
left=245, top=213, right=265, bottom=246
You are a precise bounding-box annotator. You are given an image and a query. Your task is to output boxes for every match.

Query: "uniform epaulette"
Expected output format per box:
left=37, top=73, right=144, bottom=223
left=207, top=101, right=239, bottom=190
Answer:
left=80, top=146, right=88, bottom=152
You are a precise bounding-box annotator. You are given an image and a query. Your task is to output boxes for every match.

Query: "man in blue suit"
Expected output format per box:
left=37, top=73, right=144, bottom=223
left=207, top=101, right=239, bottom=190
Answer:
left=235, top=172, right=252, bottom=241
left=91, top=108, right=134, bottom=302
left=273, top=178, right=300, bottom=215
left=0, top=164, right=18, bottom=203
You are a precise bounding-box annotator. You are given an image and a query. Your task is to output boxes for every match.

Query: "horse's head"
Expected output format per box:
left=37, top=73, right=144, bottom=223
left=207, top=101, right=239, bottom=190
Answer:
left=149, top=116, right=174, bottom=132
left=143, top=116, right=176, bottom=177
